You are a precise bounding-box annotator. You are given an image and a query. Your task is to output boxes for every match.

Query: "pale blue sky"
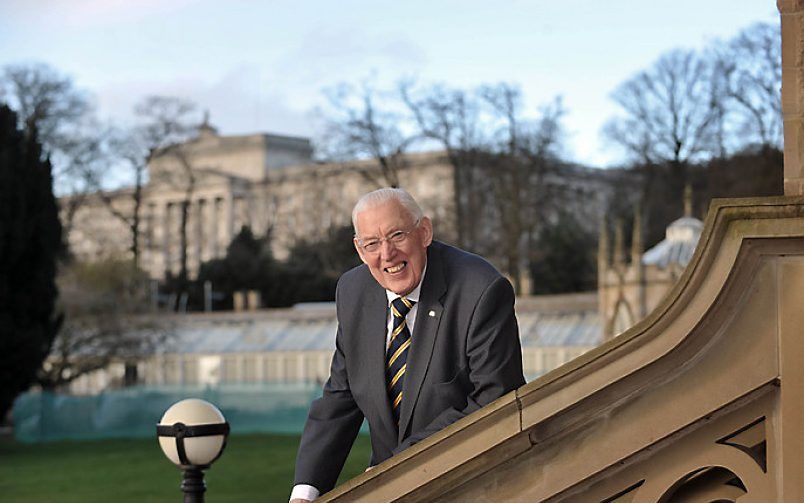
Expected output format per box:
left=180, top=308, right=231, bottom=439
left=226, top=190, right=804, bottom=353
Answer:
left=0, top=0, right=780, bottom=167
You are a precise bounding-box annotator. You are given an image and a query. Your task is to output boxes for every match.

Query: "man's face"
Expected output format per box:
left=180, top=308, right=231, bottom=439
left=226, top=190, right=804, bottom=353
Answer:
left=353, top=200, right=433, bottom=296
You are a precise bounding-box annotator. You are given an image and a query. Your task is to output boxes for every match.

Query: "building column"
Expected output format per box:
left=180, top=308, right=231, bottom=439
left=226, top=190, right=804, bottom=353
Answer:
left=163, top=202, right=174, bottom=276
left=226, top=195, right=236, bottom=244
left=232, top=196, right=244, bottom=233
left=210, top=197, right=221, bottom=258
left=142, top=203, right=156, bottom=275
left=193, top=199, right=204, bottom=274
left=779, top=0, right=804, bottom=195
left=194, top=199, right=207, bottom=265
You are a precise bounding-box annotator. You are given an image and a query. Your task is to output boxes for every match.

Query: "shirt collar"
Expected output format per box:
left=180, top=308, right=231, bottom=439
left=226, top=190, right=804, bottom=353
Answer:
left=385, top=263, right=427, bottom=306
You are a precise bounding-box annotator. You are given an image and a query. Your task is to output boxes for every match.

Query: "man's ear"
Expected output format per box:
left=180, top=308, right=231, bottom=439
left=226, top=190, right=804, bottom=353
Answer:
left=354, top=238, right=368, bottom=264
left=420, top=217, right=434, bottom=247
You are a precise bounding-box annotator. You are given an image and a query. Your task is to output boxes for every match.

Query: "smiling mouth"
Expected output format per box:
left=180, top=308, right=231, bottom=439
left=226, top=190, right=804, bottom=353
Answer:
left=384, top=262, right=407, bottom=274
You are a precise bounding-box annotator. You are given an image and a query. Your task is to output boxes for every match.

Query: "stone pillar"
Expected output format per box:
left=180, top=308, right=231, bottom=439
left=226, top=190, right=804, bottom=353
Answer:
left=233, top=291, right=245, bottom=312
left=145, top=203, right=155, bottom=249
left=225, top=195, right=235, bottom=248
left=211, top=197, right=222, bottom=258
left=142, top=203, right=156, bottom=275
left=247, top=290, right=261, bottom=310
left=231, top=197, right=241, bottom=234
left=193, top=199, right=204, bottom=272
left=598, top=218, right=610, bottom=339
left=631, top=209, right=645, bottom=319
left=196, top=199, right=204, bottom=264
left=200, top=199, right=211, bottom=262
left=778, top=256, right=804, bottom=500
left=779, top=0, right=804, bottom=194
left=163, top=202, right=173, bottom=276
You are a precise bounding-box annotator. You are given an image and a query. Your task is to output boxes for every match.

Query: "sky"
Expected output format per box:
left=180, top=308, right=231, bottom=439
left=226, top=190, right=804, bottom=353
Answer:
left=0, top=0, right=780, bottom=168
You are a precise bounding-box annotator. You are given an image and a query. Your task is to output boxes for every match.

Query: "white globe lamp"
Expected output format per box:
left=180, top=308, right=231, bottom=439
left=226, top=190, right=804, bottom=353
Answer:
left=156, top=399, right=230, bottom=502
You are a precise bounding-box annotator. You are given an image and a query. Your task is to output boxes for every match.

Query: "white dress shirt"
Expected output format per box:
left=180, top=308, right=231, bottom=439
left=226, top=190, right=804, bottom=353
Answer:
left=289, top=267, right=427, bottom=502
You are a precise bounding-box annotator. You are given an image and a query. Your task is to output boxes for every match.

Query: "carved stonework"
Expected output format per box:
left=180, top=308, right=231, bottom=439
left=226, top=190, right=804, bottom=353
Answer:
left=601, top=480, right=643, bottom=502
left=717, top=417, right=767, bottom=473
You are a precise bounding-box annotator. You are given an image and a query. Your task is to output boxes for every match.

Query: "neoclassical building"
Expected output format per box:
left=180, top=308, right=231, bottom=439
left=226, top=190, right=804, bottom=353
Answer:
left=65, top=122, right=459, bottom=280
left=64, top=120, right=620, bottom=293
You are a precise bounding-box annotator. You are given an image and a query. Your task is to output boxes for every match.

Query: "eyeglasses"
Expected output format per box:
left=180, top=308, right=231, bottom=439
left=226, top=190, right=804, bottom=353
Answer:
left=356, top=219, right=421, bottom=254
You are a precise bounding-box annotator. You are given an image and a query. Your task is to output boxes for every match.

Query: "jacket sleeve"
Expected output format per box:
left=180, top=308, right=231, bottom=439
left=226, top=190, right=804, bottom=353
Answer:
left=293, top=323, right=365, bottom=493
left=394, top=275, right=524, bottom=453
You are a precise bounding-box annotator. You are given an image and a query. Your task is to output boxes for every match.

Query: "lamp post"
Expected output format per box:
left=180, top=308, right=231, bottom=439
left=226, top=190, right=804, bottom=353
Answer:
left=156, top=399, right=230, bottom=503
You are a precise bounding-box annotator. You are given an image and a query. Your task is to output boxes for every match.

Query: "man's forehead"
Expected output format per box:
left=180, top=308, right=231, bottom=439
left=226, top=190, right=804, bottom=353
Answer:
left=355, top=201, right=414, bottom=232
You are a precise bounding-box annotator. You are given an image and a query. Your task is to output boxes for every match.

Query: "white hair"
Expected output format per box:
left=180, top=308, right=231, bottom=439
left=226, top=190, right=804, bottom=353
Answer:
left=351, top=187, right=424, bottom=235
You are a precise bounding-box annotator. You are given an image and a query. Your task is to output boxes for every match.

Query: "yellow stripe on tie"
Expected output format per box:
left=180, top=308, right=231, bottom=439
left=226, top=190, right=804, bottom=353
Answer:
left=389, top=320, right=407, bottom=346
left=392, top=320, right=407, bottom=338
left=393, top=392, right=403, bottom=409
left=401, top=297, right=413, bottom=310
left=388, top=364, right=406, bottom=389
left=387, top=339, right=411, bottom=368
left=391, top=304, right=403, bottom=319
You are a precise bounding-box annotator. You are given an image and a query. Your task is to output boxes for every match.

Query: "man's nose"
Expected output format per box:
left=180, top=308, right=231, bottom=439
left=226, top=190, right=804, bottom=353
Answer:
left=379, top=239, right=397, bottom=260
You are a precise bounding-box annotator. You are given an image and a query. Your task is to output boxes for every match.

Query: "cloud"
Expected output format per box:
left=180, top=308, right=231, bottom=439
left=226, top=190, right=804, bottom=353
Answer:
left=273, top=25, right=428, bottom=97
left=94, top=64, right=314, bottom=139
left=4, top=0, right=198, bottom=29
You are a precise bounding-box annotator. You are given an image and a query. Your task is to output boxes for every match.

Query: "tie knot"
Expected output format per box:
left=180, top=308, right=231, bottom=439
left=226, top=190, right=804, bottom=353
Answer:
left=391, top=297, right=415, bottom=318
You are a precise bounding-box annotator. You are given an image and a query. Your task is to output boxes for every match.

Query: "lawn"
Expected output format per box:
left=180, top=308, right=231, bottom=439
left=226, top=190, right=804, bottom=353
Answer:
left=0, top=433, right=372, bottom=502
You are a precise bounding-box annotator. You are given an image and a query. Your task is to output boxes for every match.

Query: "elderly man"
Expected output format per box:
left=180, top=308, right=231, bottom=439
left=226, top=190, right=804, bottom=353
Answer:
left=290, top=188, right=524, bottom=502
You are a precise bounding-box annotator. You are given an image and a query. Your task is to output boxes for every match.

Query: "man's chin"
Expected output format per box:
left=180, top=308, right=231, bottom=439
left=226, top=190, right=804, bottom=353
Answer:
left=384, top=277, right=414, bottom=296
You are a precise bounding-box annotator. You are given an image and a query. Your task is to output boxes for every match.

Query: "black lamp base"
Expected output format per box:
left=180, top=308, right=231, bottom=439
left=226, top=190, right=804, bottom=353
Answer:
left=181, top=467, right=206, bottom=503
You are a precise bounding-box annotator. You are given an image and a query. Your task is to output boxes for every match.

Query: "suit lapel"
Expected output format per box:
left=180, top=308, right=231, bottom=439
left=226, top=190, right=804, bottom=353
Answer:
left=398, top=243, right=446, bottom=440
left=361, top=280, right=397, bottom=436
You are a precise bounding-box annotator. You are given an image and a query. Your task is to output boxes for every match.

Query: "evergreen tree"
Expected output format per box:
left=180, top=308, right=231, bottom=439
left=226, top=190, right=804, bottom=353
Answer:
left=530, top=211, right=597, bottom=294
left=195, top=226, right=277, bottom=310
left=0, top=105, right=62, bottom=421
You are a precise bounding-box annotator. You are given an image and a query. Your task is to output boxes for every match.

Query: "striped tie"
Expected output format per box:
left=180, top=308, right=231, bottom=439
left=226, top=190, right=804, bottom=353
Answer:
left=387, top=296, right=414, bottom=426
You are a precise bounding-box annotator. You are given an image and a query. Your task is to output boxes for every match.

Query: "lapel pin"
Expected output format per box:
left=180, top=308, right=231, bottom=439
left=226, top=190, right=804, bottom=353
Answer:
left=428, top=310, right=436, bottom=317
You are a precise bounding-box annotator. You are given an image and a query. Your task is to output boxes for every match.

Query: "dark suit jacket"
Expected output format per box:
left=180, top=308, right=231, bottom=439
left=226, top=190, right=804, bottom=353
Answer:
left=293, top=241, right=525, bottom=493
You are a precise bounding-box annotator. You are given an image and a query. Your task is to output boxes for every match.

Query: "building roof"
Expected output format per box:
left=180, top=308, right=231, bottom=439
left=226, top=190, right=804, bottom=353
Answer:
left=642, top=216, right=703, bottom=269
left=155, top=300, right=603, bottom=356
left=519, top=310, right=601, bottom=347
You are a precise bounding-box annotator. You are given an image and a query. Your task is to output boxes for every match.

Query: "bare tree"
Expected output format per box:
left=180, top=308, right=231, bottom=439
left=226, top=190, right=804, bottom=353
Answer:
left=320, top=78, right=567, bottom=293
left=603, top=48, right=724, bottom=234
left=73, top=97, right=199, bottom=274
left=134, top=96, right=200, bottom=294
left=39, top=258, right=164, bottom=389
left=604, top=49, right=722, bottom=180
left=56, top=124, right=110, bottom=236
left=402, top=81, right=566, bottom=292
left=714, top=22, right=782, bottom=150
left=479, top=84, right=566, bottom=292
left=319, top=81, right=416, bottom=187
left=0, top=63, right=90, bottom=148
left=0, top=63, right=109, bottom=236
left=77, top=127, right=151, bottom=268
left=401, top=81, right=483, bottom=248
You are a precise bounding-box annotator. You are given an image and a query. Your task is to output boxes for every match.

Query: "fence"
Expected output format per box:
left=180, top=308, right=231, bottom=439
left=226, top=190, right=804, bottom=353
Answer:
left=12, top=382, right=332, bottom=443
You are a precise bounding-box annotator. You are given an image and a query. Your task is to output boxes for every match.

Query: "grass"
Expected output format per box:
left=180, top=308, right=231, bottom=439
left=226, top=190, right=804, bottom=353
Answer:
left=0, top=433, right=371, bottom=502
